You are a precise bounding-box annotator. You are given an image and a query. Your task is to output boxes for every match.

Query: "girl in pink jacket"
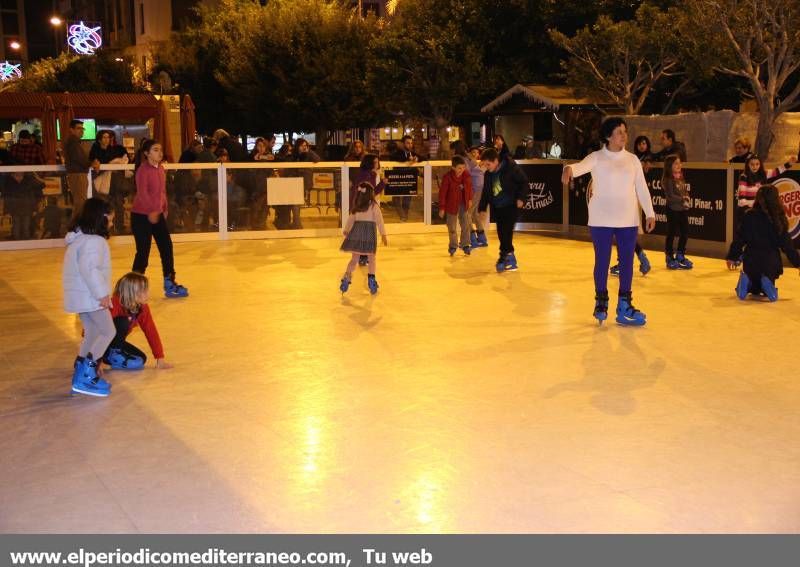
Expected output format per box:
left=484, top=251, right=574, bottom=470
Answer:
left=132, top=138, right=189, bottom=298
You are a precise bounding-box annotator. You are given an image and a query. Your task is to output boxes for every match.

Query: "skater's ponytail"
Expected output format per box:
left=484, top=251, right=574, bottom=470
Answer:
left=754, top=184, right=789, bottom=234
left=352, top=182, right=376, bottom=213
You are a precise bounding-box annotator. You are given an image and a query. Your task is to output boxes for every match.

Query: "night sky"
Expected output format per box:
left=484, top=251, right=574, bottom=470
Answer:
left=25, top=1, right=61, bottom=62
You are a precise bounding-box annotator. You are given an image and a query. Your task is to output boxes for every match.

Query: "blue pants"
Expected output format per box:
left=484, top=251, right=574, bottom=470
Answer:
left=590, top=226, right=639, bottom=294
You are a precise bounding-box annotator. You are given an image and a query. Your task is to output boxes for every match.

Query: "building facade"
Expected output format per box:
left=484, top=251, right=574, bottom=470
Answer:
left=52, top=0, right=184, bottom=74
left=27, top=1, right=392, bottom=70
left=0, top=0, right=27, bottom=64
left=353, top=1, right=386, bottom=18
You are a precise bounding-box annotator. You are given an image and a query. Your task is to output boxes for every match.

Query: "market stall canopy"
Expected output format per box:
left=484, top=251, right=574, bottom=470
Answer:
left=481, top=84, right=619, bottom=113
left=153, top=97, right=175, bottom=163
left=0, top=91, right=176, bottom=162
left=0, top=92, right=162, bottom=119
left=58, top=91, right=74, bottom=136
left=40, top=96, right=57, bottom=165
left=180, top=94, right=197, bottom=151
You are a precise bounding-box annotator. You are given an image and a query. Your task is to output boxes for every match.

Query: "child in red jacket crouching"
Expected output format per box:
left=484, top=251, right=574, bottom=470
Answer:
left=102, top=272, right=173, bottom=370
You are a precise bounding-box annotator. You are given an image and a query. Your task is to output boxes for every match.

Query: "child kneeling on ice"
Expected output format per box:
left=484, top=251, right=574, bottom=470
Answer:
left=726, top=184, right=800, bottom=301
left=103, top=272, right=173, bottom=369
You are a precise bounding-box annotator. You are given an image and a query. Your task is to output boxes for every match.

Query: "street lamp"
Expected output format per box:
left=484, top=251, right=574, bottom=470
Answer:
left=9, top=41, right=21, bottom=50
left=50, top=15, right=64, bottom=56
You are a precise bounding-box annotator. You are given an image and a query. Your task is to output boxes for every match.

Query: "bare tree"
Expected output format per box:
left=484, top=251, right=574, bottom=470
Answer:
left=549, top=5, right=691, bottom=115
left=689, top=0, right=800, bottom=157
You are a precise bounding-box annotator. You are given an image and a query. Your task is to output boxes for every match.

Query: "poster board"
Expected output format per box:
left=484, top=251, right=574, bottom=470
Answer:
left=266, top=177, right=304, bottom=205
left=41, top=176, right=63, bottom=196
left=313, top=172, right=335, bottom=190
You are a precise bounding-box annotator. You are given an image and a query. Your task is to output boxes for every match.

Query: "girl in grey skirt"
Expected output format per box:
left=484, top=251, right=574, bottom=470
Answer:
left=340, top=182, right=388, bottom=295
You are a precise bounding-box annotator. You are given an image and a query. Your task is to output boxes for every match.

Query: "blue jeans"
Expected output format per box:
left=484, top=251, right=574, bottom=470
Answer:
left=590, top=226, right=639, bottom=294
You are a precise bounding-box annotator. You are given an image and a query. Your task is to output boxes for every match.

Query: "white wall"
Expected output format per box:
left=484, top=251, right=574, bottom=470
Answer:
left=623, top=110, right=800, bottom=163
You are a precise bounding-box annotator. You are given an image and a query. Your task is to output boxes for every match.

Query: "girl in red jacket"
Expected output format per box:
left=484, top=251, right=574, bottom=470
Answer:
left=102, top=272, right=173, bottom=370
left=438, top=156, right=473, bottom=256
left=132, top=138, right=189, bottom=298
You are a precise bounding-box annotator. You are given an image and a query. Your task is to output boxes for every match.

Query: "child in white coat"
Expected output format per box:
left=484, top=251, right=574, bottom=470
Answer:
left=63, top=198, right=115, bottom=397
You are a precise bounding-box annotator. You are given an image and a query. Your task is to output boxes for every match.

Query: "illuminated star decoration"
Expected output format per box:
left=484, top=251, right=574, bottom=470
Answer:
left=0, top=61, right=22, bottom=82
left=67, top=21, right=102, bottom=55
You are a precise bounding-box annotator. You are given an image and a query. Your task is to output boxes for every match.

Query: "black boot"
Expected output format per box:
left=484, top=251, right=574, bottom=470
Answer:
left=593, top=290, right=609, bottom=324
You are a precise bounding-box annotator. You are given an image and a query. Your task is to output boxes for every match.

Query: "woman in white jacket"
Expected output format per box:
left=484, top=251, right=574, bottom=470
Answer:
left=562, top=117, right=656, bottom=326
left=63, top=198, right=115, bottom=396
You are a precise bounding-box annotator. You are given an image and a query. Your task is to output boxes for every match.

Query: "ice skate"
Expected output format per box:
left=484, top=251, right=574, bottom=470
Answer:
left=615, top=292, right=646, bottom=326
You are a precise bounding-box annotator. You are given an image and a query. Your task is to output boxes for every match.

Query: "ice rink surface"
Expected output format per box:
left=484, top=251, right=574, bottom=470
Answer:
left=1, top=233, right=799, bottom=532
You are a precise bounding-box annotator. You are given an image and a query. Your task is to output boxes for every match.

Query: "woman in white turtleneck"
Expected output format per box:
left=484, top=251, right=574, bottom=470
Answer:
left=562, top=117, right=656, bottom=326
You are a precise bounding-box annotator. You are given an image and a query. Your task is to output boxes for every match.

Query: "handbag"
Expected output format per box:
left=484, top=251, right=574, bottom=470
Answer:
left=93, top=171, right=111, bottom=195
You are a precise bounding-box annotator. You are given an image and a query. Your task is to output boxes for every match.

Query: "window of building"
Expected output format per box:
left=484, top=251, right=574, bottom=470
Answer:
left=362, top=2, right=380, bottom=17
left=349, top=1, right=381, bottom=17
left=1, top=12, right=19, bottom=35
left=139, top=2, right=145, bottom=35
left=0, top=0, right=17, bottom=11
left=128, top=0, right=135, bottom=43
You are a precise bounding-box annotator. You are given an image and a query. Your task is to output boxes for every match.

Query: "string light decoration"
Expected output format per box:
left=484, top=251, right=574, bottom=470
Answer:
left=67, top=21, right=102, bottom=55
left=0, top=61, right=22, bottom=82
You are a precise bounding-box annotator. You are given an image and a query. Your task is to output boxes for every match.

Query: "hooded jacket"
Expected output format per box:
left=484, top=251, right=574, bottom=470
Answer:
left=478, top=157, right=528, bottom=212
left=438, top=168, right=472, bottom=214
left=63, top=229, right=111, bottom=313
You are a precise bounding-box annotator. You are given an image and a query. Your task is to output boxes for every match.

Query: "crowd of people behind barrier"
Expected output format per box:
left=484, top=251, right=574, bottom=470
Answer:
left=3, top=123, right=800, bottom=241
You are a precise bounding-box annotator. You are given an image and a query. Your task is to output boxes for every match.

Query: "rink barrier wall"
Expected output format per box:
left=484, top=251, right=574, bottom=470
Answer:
left=0, top=160, right=753, bottom=258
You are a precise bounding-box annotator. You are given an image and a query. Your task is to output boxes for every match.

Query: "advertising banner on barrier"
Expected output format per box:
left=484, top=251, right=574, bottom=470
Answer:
left=644, top=167, right=727, bottom=243
left=517, top=163, right=564, bottom=224
left=488, top=163, right=564, bottom=224
left=568, top=172, right=590, bottom=227
left=771, top=169, right=800, bottom=246
left=568, top=166, right=728, bottom=242
left=384, top=168, right=419, bottom=196
left=41, top=175, right=63, bottom=196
